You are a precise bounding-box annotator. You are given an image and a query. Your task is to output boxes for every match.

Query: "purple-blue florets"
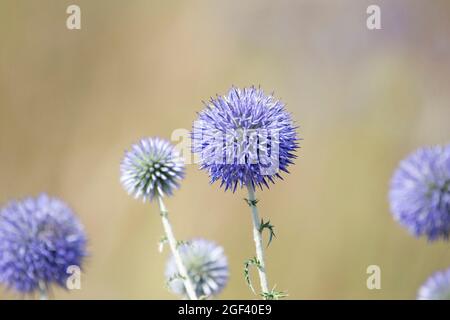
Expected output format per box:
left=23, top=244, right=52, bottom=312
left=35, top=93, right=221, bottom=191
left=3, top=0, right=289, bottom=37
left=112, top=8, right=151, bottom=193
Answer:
left=0, top=194, right=87, bottom=293
left=192, top=86, right=299, bottom=192
left=120, top=137, right=185, bottom=202
left=418, top=267, right=450, bottom=300
left=389, top=144, right=450, bottom=241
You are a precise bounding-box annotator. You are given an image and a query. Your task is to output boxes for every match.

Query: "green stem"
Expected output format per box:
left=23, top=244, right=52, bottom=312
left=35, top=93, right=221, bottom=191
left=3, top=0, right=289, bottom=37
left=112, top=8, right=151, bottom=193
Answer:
left=246, top=183, right=270, bottom=296
left=157, top=196, right=198, bottom=300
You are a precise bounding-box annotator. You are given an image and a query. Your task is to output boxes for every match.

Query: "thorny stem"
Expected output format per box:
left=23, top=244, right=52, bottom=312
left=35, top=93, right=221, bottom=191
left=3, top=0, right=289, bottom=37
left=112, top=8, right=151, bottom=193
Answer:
left=157, top=196, right=198, bottom=300
left=246, top=183, right=270, bottom=297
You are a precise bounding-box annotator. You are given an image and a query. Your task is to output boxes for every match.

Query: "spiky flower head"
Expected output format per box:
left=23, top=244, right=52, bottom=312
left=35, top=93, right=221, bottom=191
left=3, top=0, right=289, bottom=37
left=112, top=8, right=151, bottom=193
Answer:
left=120, top=137, right=185, bottom=202
left=0, top=194, right=87, bottom=294
left=165, top=238, right=229, bottom=298
left=192, top=86, right=299, bottom=192
left=417, top=268, right=450, bottom=300
left=389, top=144, right=450, bottom=241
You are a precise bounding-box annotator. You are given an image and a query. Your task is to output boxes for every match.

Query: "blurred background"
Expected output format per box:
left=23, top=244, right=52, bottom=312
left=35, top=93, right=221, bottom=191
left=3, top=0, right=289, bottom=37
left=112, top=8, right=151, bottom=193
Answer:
left=0, top=0, right=449, bottom=299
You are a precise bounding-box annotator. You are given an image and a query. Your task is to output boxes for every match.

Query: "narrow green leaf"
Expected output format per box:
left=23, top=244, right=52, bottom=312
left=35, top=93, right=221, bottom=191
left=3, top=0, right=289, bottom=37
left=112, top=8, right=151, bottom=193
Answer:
left=243, top=257, right=261, bottom=294
left=244, top=198, right=259, bottom=207
left=259, top=219, right=276, bottom=247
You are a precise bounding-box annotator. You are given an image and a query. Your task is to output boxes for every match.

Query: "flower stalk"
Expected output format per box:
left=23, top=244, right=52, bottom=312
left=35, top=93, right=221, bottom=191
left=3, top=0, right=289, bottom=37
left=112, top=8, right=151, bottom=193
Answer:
left=157, top=196, right=198, bottom=300
left=38, top=281, right=48, bottom=300
left=246, top=183, right=270, bottom=296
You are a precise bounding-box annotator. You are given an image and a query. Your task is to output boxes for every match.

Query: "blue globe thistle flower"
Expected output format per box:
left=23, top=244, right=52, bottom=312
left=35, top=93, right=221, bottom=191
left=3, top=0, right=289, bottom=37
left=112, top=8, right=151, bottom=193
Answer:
left=165, top=238, right=229, bottom=298
left=418, top=268, right=450, bottom=300
left=389, top=144, right=450, bottom=241
left=192, top=86, right=299, bottom=192
left=0, top=194, right=87, bottom=294
left=120, top=137, right=185, bottom=202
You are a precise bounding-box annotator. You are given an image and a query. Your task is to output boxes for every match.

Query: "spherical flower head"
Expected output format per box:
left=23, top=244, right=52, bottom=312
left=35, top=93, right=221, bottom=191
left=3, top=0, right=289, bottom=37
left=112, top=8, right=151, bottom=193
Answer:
left=192, top=86, right=299, bottom=192
left=418, top=268, right=450, bottom=300
left=0, top=194, right=87, bottom=294
left=165, top=238, right=229, bottom=298
left=389, top=144, right=450, bottom=241
left=120, top=137, right=185, bottom=202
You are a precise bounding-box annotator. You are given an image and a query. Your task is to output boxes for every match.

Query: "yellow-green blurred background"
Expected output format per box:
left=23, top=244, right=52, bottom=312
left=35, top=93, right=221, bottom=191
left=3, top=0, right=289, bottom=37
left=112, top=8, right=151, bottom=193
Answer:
left=1, top=0, right=449, bottom=299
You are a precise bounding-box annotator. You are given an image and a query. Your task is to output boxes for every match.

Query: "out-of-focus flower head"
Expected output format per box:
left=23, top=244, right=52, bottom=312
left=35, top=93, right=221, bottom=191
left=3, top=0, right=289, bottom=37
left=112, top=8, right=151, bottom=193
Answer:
left=418, top=267, right=450, bottom=300
left=389, top=144, right=450, bottom=241
left=166, top=238, right=229, bottom=298
left=0, top=194, right=87, bottom=294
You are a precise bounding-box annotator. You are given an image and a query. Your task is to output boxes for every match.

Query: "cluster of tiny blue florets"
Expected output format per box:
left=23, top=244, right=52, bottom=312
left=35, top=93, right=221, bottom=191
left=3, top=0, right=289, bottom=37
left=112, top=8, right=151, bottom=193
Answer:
left=0, top=194, right=86, bottom=293
left=418, top=267, right=450, bottom=300
left=389, top=144, right=450, bottom=241
left=192, top=86, right=299, bottom=192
